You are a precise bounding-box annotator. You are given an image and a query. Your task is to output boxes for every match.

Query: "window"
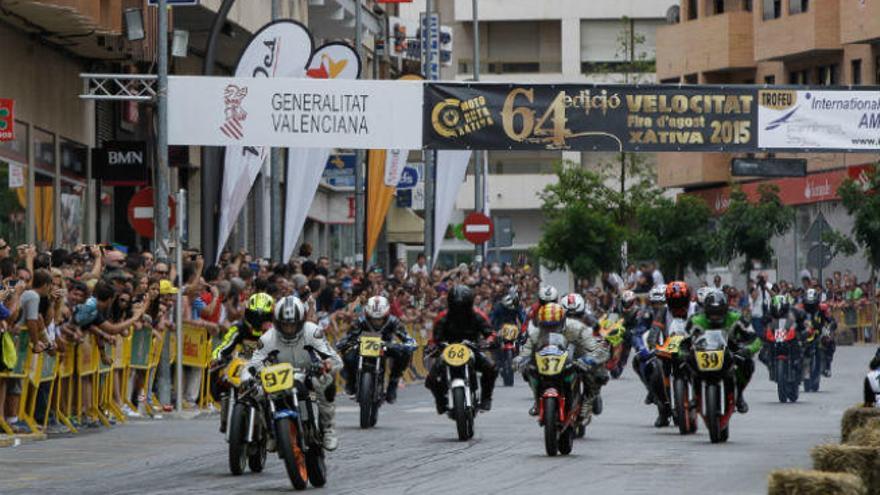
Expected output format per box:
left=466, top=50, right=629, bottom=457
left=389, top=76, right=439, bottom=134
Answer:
left=789, top=0, right=808, bottom=14
left=763, top=0, right=781, bottom=19
left=876, top=56, right=880, bottom=84
left=713, top=0, right=725, bottom=14
left=851, top=59, right=862, bottom=85
left=817, top=64, right=838, bottom=85
left=764, top=75, right=776, bottom=84
left=0, top=121, right=28, bottom=248
left=487, top=21, right=560, bottom=74
left=789, top=70, right=809, bottom=84
left=580, top=18, right=661, bottom=74
left=743, top=0, right=753, bottom=11
left=688, top=0, right=698, bottom=19
left=684, top=74, right=698, bottom=83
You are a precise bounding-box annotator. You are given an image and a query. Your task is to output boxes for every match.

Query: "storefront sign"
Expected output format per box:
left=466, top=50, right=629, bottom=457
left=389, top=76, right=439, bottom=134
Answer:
left=0, top=99, right=14, bottom=142
left=323, top=153, right=355, bottom=187
left=7, top=162, right=23, bottom=188
left=423, top=83, right=757, bottom=152
left=758, top=89, right=880, bottom=151
left=731, top=158, right=806, bottom=177
left=92, top=141, right=148, bottom=184
left=168, top=76, right=423, bottom=149
left=685, top=165, right=872, bottom=214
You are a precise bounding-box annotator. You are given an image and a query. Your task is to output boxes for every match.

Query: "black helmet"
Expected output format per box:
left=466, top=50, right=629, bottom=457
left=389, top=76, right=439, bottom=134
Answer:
left=803, top=288, right=820, bottom=313
left=770, top=295, right=790, bottom=319
left=703, top=289, right=728, bottom=325
left=448, top=285, right=475, bottom=312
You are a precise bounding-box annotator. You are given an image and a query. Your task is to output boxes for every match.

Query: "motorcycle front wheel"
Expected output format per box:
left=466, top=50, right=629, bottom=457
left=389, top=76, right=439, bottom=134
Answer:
left=228, top=403, right=249, bottom=476
left=452, top=387, right=473, bottom=441
left=276, top=417, right=309, bottom=490
left=502, top=349, right=514, bottom=387
left=359, top=371, right=376, bottom=429
left=248, top=428, right=267, bottom=473
left=306, top=449, right=327, bottom=488
left=705, top=383, right=723, bottom=444
left=674, top=377, right=696, bottom=435
left=776, top=361, right=788, bottom=403
left=543, top=397, right=559, bottom=456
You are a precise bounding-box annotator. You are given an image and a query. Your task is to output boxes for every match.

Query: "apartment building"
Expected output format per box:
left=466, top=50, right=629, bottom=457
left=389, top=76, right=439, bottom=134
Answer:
left=397, top=0, right=668, bottom=266
left=656, top=0, right=880, bottom=282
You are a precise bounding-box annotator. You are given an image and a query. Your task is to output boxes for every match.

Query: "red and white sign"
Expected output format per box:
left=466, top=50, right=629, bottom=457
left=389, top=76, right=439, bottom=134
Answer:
left=0, top=99, right=14, bottom=142
left=463, top=212, right=494, bottom=245
left=684, top=164, right=874, bottom=215
left=127, top=187, right=176, bottom=239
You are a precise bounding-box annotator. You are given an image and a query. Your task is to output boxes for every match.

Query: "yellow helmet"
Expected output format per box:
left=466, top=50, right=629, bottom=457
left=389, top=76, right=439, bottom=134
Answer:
left=245, top=292, right=274, bottom=330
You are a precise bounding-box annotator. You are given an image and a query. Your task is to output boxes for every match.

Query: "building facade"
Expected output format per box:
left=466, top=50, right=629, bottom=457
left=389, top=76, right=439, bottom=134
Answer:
left=656, top=0, right=880, bottom=284
left=399, top=0, right=669, bottom=267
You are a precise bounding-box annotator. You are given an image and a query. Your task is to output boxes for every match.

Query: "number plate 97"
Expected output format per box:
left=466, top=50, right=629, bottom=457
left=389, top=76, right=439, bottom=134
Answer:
left=261, top=363, right=295, bottom=393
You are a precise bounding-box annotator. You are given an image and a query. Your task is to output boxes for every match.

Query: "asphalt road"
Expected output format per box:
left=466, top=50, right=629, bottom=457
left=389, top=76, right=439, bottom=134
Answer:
left=1, top=345, right=876, bottom=495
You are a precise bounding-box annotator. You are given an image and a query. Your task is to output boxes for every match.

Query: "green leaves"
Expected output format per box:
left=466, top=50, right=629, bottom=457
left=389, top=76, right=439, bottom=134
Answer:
left=630, top=195, right=713, bottom=280
left=837, top=165, right=880, bottom=270
left=712, top=183, right=794, bottom=274
left=535, top=202, right=624, bottom=280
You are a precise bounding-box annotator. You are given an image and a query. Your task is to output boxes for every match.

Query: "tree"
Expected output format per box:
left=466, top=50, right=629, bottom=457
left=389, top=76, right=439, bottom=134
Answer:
left=535, top=164, right=624, bottom=279
left=836, top=165, right=880, bottom=279
left=712, top=184, right=795, bottom=275
left=629, top=195, right=713, bottom=280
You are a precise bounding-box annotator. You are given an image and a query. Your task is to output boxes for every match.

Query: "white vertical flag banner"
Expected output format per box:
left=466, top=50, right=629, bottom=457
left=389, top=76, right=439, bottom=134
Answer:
left=216, top=20, right=314, bottom=263
left=433, top=150, right=473, bottom=265
left=283, top=42, right=362, bottom=262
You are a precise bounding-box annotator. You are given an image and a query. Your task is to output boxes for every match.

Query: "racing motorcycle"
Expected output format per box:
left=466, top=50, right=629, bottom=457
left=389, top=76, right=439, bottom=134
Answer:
left=234, top=351, right=328, bottom=490
left=353, top=332, right=386, bottom=429
left=437, top=341, right=482, bottom=441
left=497, top=323, right=519, bottom=387
left=655, top=318, right=697, bottom=435
left=802, top=322, right=825, bottom=393
left=687, top=328, right=736, bottom=443
left=766, top=319, right=802, bottom=403
left=225, top=357, right=267, bottom=476
left=531, top=332, right=586, bottom=456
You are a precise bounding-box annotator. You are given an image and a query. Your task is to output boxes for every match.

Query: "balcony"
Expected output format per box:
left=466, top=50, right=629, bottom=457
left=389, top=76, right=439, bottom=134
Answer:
left=656, top=10, right=754, bottom=80
left=840, top=0, right=880, bottom=44
left=754, top=0, right=840, bottom=62
left=657, top=153, right=732, bottom=188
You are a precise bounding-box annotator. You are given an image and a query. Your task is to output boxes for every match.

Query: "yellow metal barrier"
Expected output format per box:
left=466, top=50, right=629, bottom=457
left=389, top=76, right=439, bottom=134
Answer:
left=77, top=334, right=109, bottom=427
left=21, top=349, right=59, bottom=433
left=0, top=331, right=32, bottom=435
left=55, top=347, right=77, bottom=434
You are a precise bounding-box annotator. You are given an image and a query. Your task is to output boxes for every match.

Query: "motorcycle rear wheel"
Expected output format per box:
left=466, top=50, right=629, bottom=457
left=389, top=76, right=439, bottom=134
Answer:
left=276, top=417, right=309, bottom=490
left=705, top=383, right=723, bottom=444
left=359, top=372, right=376, bottom=429
left=543, top=397, right=559, bottom=456
left=228, top=403, right=249, bottom=476
left=452, top=387, right=473, bottom=441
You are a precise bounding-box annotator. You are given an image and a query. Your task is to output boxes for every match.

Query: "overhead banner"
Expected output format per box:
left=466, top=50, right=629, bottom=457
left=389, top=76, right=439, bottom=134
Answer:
left=216, top=20, right=315, bottom=263
left=758, top=89, right=880, bottom=151
left=423, top=83, right=758, bottom=152
left=168, top=76, right=423, bottom=149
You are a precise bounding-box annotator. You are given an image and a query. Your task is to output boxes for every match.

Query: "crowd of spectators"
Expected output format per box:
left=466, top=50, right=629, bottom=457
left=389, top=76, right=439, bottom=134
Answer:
left=0, top=237, right=876, bottom=435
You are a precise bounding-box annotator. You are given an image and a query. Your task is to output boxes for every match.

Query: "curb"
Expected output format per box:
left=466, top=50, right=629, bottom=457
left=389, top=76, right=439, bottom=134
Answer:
left=0, top=432, right=48, bottom=448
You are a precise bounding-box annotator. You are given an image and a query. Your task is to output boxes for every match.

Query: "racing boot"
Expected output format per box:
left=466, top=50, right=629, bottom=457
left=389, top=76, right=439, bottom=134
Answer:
left=385, top=378, right=399, bottom=404
left=318, top=386, right=339, bottom=451
left=736, top=394, right=749, bottom=414
left=479, top=366, right=498, bottom=412
left=219, top=394, right=229, bottom=434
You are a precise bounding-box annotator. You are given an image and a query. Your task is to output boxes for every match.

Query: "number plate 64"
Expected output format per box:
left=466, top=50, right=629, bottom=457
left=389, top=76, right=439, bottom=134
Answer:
left=442, top=344, right=472, bottom=367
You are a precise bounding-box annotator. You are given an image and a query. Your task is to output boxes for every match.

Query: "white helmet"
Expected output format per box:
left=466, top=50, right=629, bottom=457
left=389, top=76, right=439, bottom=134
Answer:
left=561, top=293, right=586, bottom=316
left=365, top=296, right=390, bottom=320
left=538, top=285, right=559, bottom=304
left=501, top=293, right=518, bottom=310
left=649, top=285, right=667, bottom=304
left=275, top=295, right=306, bottom=341
left=621, top=290, right=637, bottom=309
left=696, top=286, right=713, bottom=306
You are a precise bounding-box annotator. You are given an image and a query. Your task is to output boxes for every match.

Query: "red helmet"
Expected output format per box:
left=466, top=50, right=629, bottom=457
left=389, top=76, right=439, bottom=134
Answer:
left=666, top=281, right=690, bottom=317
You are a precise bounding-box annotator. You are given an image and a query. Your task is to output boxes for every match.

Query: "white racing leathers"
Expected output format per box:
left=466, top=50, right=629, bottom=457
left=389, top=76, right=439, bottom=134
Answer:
left=519, top=319, right=610, bottom=414
left=243, top=323, right=343, bottom=443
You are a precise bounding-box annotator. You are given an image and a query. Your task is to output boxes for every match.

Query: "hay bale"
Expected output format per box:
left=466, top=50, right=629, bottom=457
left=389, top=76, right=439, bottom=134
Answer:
left=842, top=407, right=880, bottom=442
left=768, top=469, right=865, bottom=495
left=848, top=419, right=880, bottom=447
left=812, top=444, right=880, bottom=495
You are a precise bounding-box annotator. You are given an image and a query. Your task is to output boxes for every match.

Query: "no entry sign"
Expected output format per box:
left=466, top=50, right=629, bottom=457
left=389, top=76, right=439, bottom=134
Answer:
left=462, top=212, right=493, bottom=245
left=127, top=187, right=176, bottom=239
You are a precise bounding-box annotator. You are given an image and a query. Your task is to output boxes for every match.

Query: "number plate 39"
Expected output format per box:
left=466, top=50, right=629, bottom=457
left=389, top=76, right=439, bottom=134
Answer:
left=261, top=363, right=295, bottom=393
left=695, top=351, right=724, bottom=371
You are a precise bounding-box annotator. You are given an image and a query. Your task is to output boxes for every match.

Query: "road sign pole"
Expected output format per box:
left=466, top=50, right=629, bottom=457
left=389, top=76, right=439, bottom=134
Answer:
left=472, top=0, right=485, bottom=265
left=270, top=0, right=282, bottom=263
left=175, top=188, right=185, bottom=413
left=424, top=0, right=437, bottom=268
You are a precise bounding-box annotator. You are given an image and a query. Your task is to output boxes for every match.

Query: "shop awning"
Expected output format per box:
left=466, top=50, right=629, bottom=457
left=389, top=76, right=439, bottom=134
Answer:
left=386, top=205, right=423, bottom=244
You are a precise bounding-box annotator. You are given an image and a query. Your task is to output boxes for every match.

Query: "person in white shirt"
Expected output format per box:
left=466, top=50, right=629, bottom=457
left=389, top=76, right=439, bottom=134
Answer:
left=410, top=253, right=429, bottom=277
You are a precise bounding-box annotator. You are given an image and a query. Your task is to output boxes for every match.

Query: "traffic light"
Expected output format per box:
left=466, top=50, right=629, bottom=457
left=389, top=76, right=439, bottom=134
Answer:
left=393, top=23, right=407, bottom=54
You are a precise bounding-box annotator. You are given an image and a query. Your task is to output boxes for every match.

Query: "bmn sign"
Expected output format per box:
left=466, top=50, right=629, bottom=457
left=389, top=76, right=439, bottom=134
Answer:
left=92, top=141, right=148, bottom=185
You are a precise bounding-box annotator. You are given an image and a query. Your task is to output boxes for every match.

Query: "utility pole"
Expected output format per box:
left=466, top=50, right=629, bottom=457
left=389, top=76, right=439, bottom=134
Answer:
left=270, top=0, right=282, bottom=263
left=175, top=189, right=185, bottom=413
left=156, top=0, right=171, bottom=406
left=354, top=0, right=366, bottom=269
left=472, top=0, right=485, bottom=265
left=424, top=0, right=437, bottom=267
